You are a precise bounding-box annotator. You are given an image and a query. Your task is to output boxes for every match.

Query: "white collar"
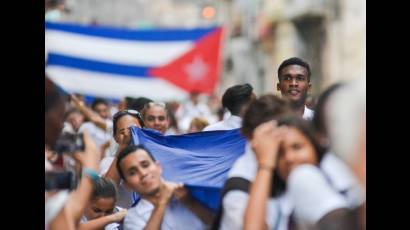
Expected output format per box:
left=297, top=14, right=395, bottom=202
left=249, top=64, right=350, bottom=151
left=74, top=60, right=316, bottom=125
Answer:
left=136, top=198, right=155, bottom=215
left=136, top=198, right=179, bottom=215
left=303, top=106, right=314, bottom=120
left=228, top=115, right=242, bottom=122
left=304, top=105, right=313, bottom=112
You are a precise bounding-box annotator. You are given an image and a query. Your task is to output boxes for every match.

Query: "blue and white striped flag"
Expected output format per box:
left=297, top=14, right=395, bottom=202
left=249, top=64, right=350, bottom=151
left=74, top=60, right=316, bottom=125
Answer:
left=45, top=22, right=223, bottom=101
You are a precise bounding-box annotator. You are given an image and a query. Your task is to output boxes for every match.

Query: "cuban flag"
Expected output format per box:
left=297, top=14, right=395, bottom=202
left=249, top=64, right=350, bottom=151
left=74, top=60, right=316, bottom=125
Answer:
left=45, top=22, right=224, bottom=101
left=130, top=127, right=247, bottom=211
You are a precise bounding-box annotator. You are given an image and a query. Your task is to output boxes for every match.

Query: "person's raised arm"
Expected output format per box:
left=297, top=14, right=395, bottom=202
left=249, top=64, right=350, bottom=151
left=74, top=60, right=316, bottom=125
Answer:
left=103, top=127, right=131, bottom=186
left=71, top=94, right=108, bottom=131
left=244, top=121, right=286, bottom=230
left=50, top=131, right=100, bottom=230
left=49, top=207, right=76, bottom=230
left=78, top=209, right=127, bottom=230
left=143, top=181, right=177, bottom=230
left=66, top=131, right=101, bottom=224
left=103, top=147, right=122, bottom=186
left=174, top=185, right=214, bottom=225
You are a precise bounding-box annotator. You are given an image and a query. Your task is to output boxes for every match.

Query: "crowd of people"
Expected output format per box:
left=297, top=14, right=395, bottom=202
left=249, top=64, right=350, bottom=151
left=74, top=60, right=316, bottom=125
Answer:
left=45, top=57, right=366, bottom=230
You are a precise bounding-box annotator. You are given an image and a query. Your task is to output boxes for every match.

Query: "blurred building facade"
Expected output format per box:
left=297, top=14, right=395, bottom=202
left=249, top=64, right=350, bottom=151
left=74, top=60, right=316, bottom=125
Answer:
left=254, top=0, right=366, bottom=95
left=52, top=0, right=365, bottom=97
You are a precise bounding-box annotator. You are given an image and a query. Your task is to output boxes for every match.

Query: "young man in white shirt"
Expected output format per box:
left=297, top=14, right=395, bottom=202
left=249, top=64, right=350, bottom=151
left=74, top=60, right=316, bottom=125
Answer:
left=178, top=92, right=215, bottom=132
left=217, top=59, right=315, bottom=229
left=116, top=145, right=214, bottom=230
left=311, top=78, right=366, bottom=230
left=203, top=83, right=255, bottom=131
left=276, top=57, right=315, bottom=120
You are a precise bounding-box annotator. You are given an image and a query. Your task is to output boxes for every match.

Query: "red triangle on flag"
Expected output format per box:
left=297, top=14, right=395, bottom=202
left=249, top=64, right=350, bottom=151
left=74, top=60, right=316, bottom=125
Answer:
left=149, top=27, right=223, bottom=94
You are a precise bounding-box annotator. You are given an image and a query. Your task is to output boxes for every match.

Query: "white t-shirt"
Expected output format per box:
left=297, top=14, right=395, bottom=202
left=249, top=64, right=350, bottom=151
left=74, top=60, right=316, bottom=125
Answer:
left=320, top=153, right=365, bottom=208
left=178, top=101, right=216, bottom=132
left=220, top=145, right=257, bottom=230
left=79, top=120, right=112, bottom=148
left=203, top=115, right=242, bottom=131
left=124, top=198, right=207, bottom=230
left=287, top=164, right=348, bottom=225
left=164, top=128, right=178, bottom=135
left=45, top=190, right=70, bottom=226
left=105, top=137, right=119, bottom=158
left=227, top=144, right=257, bottom=180
left=220, top=189, right=293, bottom=230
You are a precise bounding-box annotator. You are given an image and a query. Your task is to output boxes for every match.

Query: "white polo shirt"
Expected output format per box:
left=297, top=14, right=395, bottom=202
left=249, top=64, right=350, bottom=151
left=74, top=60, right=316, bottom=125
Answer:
left=79, top=120, right=112, bottom=148
left=203, top=115, right=242, bottom=131
left=220, top=187, right=294, bottom=230
left=288, top=164, right=349, bottom=224
left=320, top=153, right=365, bottom=208
left=124, top=198, right=207, bottom=230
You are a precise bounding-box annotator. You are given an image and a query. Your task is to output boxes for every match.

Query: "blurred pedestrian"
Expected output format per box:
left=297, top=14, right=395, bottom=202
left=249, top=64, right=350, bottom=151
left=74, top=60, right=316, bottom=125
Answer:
left=204, top=83, right=255, bottom=131
left=177, top=92, right=215, bottom=132
left=142, top=102, right=170, bottom=135
left=316, top=78, right=366, bottom=230
left=45, top=76, right=101, bottom=230
left=63, top=108, right=85, bottom=134
left=187, top=117, right=209, bottom=133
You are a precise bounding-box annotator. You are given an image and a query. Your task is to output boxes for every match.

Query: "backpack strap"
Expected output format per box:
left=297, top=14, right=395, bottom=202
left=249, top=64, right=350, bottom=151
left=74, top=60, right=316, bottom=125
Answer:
left=211, top=177, right=251, bottom=230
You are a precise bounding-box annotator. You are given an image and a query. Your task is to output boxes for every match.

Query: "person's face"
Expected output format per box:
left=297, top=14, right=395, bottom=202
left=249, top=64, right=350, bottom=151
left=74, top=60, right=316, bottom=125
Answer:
left=84, top=197, right=115, bottom=220
left=66, top=112, right=84, bottom=131
left=94, top=103, right=109, bottom=119
left=277, top=127, right=318, bottom=181
left=144, top=106, right=169, bottom=134
left=121, top=150, right=162, bottom=196
left=45, top=100, right=65, bottom=147
left=277, top=65, right=311, bottom=104
left=114, top=115, right=142, bottom=145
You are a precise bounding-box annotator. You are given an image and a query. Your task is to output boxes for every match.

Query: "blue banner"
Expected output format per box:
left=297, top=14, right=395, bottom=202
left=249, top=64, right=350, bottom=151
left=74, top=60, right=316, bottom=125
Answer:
left=130, top=127, right=247, bottom=211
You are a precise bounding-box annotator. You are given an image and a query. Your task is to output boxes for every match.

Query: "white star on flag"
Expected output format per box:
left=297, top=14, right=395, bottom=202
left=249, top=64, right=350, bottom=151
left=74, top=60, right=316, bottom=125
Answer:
left=184, top=56, right=209, bottom=82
